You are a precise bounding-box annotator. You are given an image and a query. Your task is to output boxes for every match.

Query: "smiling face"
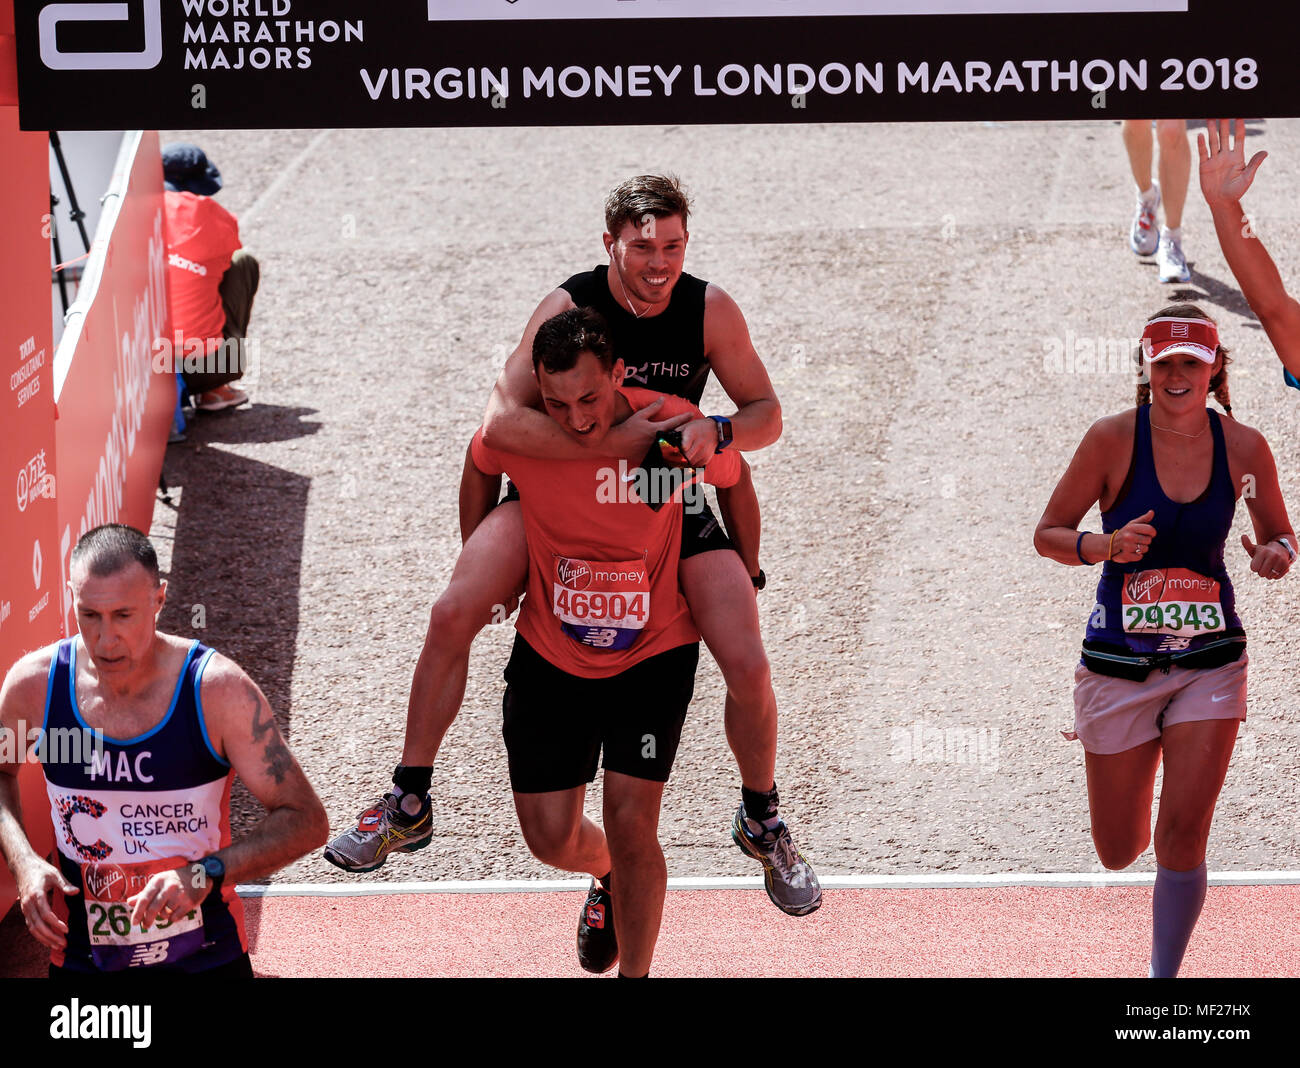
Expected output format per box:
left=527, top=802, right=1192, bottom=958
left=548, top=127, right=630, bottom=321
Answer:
left=603, top=213, right=688, bottom=313
left=1146, top=350, right=1222, bottom=414
left=70, top=560, right=166, bottom=677
left=537, top=350, right=627, bottom=445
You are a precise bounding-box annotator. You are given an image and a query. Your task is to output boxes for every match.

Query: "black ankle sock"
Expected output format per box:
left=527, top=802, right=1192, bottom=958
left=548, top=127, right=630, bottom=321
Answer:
left=598, top=871, right=612, bottom=891
left=393, top=764, right=433, bottom=798
left=617, top=971, right=648, bottom=978
left=741, top=783, right=780, bottom=823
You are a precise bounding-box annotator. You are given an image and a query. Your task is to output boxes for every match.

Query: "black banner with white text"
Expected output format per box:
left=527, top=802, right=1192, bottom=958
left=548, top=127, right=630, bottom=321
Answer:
left=11, top=0, right=1300, bottom=129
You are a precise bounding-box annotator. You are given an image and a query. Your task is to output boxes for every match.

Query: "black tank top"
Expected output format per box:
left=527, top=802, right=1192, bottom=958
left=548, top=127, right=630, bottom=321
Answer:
left=560, top=266, right=711, bottom=405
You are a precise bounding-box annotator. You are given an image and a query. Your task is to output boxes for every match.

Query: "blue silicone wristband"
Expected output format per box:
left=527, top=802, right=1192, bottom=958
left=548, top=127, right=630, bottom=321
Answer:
left=708, top=415, right=732, bottom=451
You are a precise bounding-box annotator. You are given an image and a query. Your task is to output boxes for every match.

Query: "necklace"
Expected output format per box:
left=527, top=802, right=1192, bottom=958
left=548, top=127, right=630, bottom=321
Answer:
left=1150, top=417, right=1209, bottom=439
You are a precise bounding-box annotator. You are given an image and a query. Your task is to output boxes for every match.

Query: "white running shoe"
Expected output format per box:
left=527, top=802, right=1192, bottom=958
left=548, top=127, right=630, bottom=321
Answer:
left=1157, top=234, right=1190, bottom=283
left=1129, top=186, right=1160, bottom=257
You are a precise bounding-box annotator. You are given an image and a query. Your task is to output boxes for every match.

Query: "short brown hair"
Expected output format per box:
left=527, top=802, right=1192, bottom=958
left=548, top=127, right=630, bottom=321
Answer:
left=604, top=174, right=691, bottom=237
left=532, top=307, right=616, bottom=375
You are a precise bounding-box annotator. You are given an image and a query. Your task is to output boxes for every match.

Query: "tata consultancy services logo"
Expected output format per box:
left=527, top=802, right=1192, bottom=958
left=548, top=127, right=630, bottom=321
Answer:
left=39, top=1, right=163, bottom=71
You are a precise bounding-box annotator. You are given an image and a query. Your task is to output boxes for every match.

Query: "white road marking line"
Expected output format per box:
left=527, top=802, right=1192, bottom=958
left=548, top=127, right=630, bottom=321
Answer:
left=237, top=870, right=1300, bottom=896
left=240, top=129, right=333, bottom=230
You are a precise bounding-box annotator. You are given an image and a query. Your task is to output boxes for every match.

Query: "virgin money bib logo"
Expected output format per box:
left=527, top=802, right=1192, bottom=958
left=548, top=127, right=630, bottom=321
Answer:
left=556, top=558, right=592, bottom=590
left=39, top=0, right=164, bottom=71
left=83, top=862, right=129, bottom=902
left=1125, top=570, right=1166, bottom=604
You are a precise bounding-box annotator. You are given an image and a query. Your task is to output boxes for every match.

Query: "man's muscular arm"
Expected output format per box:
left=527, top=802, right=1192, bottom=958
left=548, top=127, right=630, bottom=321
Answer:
left=128, top=656, right=328, bottom=928
left=684, top=285, right=781, bottom=580
left=716, top=457, right=761, bottom=579
left=459, top=440, right=501, bottom=544
left=481, top=289, right=591, bottom=459
left=482, top=289, right=688, bottom=460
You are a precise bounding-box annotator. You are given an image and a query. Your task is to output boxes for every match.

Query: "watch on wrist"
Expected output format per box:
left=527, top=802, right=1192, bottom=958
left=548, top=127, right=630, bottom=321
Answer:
left=1276, top=536, right=1296, bottom=562
left=198, top=854, right=226, bottom=896
left=708, top=415, right=733, bottom=451
left=751, top=569, right=766, bottom=591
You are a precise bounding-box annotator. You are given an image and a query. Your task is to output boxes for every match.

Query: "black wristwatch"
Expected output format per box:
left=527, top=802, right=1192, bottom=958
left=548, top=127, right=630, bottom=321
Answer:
left=708, top=415, right=733, bottom=451
left=751, top=569, right=766, bottom=591
left=197, top=854, right=226, bottom=896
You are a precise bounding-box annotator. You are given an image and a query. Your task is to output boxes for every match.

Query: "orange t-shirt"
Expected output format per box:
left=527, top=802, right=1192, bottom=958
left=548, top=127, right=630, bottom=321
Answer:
left=470, top=388, right=740, bottom=679
left=163, top=190, right=241, bottom=344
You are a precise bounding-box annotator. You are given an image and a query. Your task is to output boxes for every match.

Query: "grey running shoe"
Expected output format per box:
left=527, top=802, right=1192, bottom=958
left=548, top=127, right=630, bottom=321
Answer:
left=323, top=791, right=433, bottom=873
left=1130, top=186, right=1160, bottom=256
left=1157, top=234, right=1191, bottom=283
left=731, top=806, right=822, bottom=916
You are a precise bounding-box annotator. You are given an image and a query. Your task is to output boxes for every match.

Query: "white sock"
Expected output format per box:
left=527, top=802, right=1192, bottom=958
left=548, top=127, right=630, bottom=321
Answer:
left=1161, top=225, right=1182, bottom=244
left=1137, top=183, right=1159, bottom=205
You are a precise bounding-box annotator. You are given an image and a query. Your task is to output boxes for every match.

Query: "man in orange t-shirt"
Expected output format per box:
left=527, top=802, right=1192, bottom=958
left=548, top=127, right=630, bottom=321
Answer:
left=161, top=143, right=259, bottom=412
left=472, top=308, right=739, bottom=978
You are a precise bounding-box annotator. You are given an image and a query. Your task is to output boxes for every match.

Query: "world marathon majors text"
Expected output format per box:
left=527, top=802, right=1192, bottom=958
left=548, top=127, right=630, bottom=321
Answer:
left=353, top=57, right=1258, bottom=102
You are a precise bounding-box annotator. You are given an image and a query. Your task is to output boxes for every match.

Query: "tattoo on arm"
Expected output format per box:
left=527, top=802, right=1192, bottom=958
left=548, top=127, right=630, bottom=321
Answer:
left=245, top=680, right=292, bottom=785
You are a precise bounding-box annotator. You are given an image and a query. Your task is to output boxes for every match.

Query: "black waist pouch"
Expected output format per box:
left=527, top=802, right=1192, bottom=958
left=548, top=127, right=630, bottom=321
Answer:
left=1081, top=629, right=1246, bottom=681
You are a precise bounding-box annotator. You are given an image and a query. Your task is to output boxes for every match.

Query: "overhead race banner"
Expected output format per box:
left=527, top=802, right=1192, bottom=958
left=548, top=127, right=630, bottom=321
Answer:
left=12, top=0, right=1297, bottom=128
left=424, top=1, right=1189, bottom=18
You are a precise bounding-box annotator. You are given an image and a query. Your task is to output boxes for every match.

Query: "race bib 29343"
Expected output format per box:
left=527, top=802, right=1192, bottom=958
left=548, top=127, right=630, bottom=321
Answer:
left=1121, top=567, right=1225, bottom=636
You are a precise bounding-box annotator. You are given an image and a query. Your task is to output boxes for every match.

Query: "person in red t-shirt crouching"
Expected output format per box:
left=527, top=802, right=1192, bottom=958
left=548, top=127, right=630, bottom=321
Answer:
left=161, top=142, right=259, bottom=412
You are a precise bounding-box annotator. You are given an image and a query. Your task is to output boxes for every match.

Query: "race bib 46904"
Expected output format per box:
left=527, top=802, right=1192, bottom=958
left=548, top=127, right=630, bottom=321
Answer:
left=1122, top=567, right=1225, bottom=636
left=552, top=555, right=650, bottom=650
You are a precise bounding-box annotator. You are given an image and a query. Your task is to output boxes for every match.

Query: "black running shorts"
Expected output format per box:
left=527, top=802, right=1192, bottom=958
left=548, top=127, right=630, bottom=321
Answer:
left=679, top=499, right=735, bottom=559
left=501, top=633, right=699, bottom=794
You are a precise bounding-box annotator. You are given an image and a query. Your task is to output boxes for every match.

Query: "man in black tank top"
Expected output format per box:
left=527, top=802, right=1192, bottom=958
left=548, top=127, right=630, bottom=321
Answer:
left=325, top=175, right=821, bottom=925
left=558, top=265, right=711, bottom=405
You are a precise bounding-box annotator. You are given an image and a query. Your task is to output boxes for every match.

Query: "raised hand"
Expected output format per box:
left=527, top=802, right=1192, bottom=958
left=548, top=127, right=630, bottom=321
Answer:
left=1198, top=118, right=1267, bottom=207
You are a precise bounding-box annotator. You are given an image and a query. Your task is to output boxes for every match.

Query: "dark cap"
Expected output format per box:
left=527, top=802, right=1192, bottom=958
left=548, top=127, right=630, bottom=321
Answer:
left=161, top=141, right=222, bottom=196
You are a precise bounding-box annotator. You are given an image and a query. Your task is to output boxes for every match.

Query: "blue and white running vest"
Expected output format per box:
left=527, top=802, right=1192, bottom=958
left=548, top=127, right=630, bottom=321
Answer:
left=40, top=638, right=246, bottom=972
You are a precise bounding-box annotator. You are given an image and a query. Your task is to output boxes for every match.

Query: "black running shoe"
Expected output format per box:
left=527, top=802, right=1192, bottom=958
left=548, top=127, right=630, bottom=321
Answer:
left=577, top=877, right=618, bottom=974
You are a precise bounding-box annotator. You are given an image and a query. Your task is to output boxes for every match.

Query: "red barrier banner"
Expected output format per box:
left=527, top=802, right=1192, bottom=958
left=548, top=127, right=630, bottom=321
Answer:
left=52, top=129, right=174, bottom=641
left=0, top=102, right=60, bottom=917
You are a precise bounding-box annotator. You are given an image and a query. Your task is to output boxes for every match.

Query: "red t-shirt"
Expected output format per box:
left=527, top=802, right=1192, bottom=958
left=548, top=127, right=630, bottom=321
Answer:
left=163, top=190, right=241, bottom=345
left=470, top=388, right=740, bottom=679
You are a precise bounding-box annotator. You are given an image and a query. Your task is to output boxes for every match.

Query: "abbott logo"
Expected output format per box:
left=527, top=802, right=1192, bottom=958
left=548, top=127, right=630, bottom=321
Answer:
left=39, top=1, right=162, bottom=71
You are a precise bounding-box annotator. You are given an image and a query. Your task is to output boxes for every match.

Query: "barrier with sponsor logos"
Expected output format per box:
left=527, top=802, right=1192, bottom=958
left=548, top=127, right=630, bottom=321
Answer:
left=0, top=72, right=173, bottom=915
left=50, top=128, right=174, bottom=642
left=0, top=77, right=61, bottom=919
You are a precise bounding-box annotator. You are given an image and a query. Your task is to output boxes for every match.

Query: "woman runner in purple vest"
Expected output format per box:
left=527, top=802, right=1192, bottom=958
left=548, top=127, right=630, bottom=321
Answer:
left=1034, top=303, right=1294, bottom=977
